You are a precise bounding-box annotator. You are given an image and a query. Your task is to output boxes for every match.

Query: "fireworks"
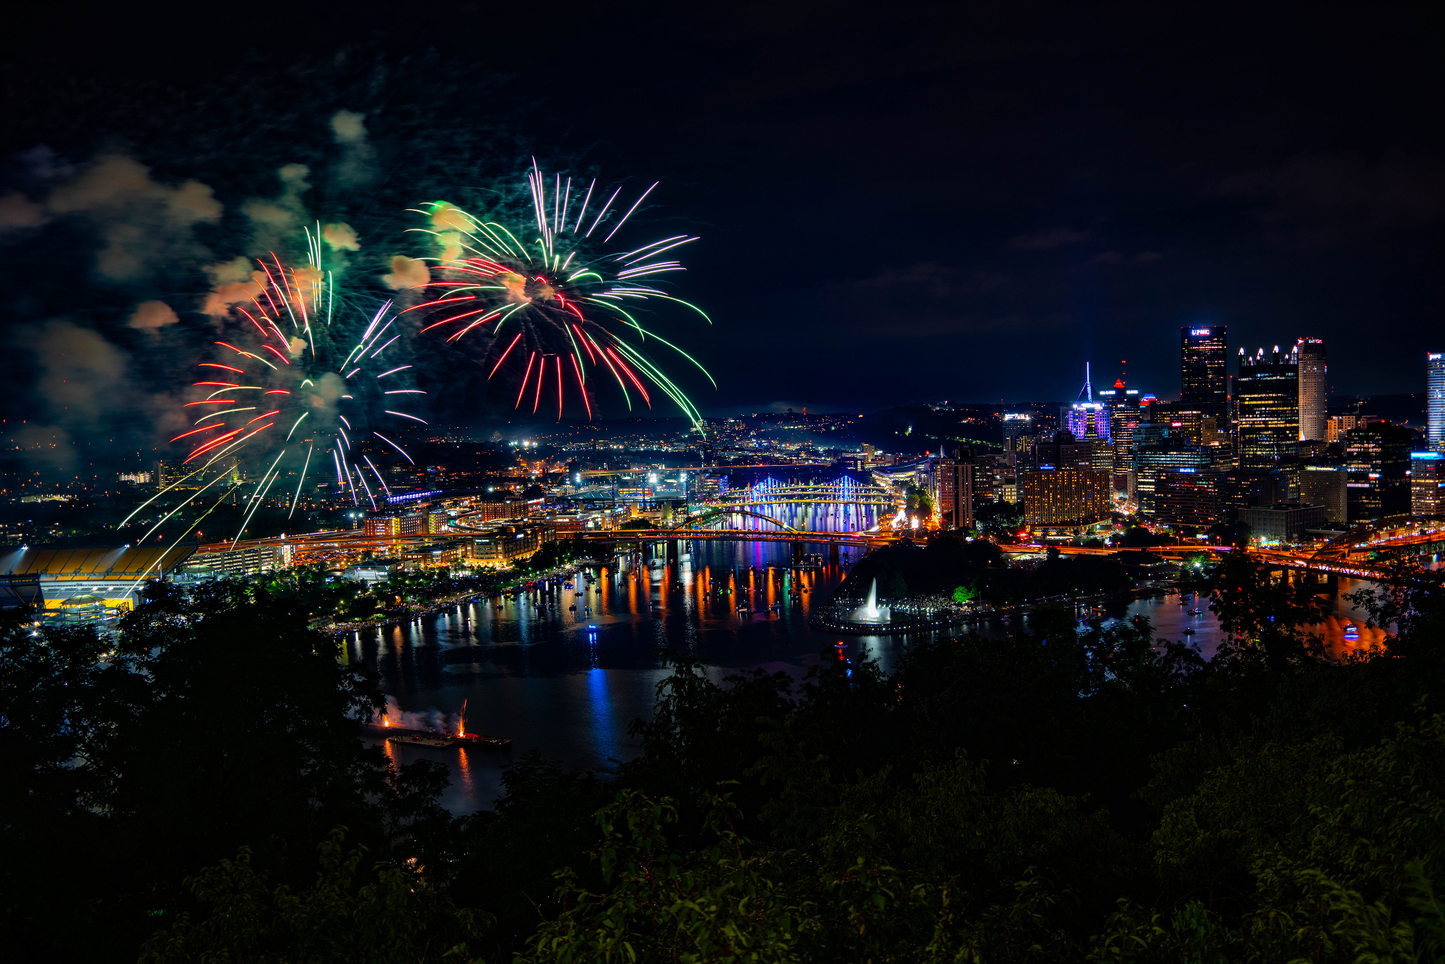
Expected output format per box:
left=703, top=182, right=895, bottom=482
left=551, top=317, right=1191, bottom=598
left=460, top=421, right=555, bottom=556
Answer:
left=123, top=229, right=425, bottom=554
left=403, top=162, right=714, bottom=429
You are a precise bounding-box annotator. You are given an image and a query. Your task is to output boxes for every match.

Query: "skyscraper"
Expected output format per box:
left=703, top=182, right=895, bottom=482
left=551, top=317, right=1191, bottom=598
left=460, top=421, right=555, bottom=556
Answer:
left=1343, top=422, right=1412, bottom=521
left=1097, top=380, right=1141, bottom=494
left=1236, top=346, right=1300, bottom=468
left=1066, top=403, right=1110, bottom=443
left=1133, top=424, right=1209, bottom=516
left=1410, top=452, right=1445, bottom=517
left=1002, top=412, right=1033, bottom=469
left=1296, top=337, right=1327, bottom=442
left=1429, top=352, right=1444, bottom=453
left=1181, top=326, right=1229, bottom=423
left=1019, top=467, right=1111, bottom=527
left=935, top=457, right=974, bottom=529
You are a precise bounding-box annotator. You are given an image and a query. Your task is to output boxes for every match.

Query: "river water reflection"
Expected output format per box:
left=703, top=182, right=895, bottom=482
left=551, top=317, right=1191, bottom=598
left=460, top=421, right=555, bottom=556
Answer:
left=352, top=540, right=1389, bottom=813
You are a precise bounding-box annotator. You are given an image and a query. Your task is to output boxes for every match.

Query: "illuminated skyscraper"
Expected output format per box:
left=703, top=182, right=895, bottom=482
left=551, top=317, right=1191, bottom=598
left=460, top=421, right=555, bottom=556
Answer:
left=935, top=457, right=975, bottom=529
left=1097, top=380, right=1141, bottom=494
left=1064, top=363, right=1110, bottom=442
left=1429, top=352, right=1444, bottom=453
left=1181, top=326, right=1229, bottom=422
left=1133, top=424, right=1209, bottom=515
left=1002, top=412, right=1033, bottom=468
left=1066, top=403, right=1110, bottom=443
left=1236, top=345, right=1300, bottom=468
left=1295, top=337, right=1327, bottom=441
left=1343, top=423, right=1412, bottom=521
left=1019, top=467, right=1111, bottom=526
left=1301, top=465, right=1348, bottom=523
left=1410, top=452, right=1445, bottom=517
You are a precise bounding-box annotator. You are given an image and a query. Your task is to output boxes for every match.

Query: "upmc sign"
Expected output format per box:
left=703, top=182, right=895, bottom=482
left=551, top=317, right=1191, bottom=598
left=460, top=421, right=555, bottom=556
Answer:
left=1190, top=328, right=1212, bottom=336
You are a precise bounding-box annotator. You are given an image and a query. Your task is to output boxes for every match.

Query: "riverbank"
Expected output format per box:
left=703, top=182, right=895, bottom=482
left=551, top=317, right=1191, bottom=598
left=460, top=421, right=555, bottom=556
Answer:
left=324, top=560, right=606, bottom=636
left=810, top=585, right=1177, bottom=636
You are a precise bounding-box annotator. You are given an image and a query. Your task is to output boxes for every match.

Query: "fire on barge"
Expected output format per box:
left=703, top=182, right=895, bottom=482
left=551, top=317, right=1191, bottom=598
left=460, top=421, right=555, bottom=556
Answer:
left=370, top=698, right=512, bottom=749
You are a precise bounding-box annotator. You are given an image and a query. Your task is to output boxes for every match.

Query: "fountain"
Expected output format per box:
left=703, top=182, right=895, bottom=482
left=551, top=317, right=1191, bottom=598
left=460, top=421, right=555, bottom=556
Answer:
left=852, top=577, right=891, bottom=625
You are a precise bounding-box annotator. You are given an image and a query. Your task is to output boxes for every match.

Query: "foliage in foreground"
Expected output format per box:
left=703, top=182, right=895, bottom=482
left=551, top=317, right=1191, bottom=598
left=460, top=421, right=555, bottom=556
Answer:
left=140, top=829, right=490, bottom=964
left=0, top=582, right=450, bottom=962
left=6, top=557, right=1445, bottom=962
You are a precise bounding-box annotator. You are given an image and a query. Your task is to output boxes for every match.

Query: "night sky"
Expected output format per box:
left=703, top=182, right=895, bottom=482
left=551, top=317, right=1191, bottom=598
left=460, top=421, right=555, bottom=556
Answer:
left=2, top=1, right=1442, bottom=452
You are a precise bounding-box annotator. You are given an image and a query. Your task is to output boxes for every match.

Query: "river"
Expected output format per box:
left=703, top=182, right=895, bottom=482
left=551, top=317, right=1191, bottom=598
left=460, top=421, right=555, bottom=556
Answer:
left=349, top=539, right=1389, bottom=814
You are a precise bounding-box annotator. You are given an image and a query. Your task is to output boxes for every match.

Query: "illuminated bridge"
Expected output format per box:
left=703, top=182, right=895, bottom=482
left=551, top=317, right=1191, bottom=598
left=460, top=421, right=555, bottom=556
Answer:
left=705, top=476, right=896, bottom=534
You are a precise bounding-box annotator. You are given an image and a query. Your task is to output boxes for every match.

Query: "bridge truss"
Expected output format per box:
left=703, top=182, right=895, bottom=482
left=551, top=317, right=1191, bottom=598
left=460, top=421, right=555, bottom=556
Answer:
left=709, top=476, right=896, bottom=534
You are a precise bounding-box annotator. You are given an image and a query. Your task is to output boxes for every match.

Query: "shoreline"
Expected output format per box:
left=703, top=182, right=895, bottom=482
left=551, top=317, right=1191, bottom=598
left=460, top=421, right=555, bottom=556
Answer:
left=810, top=585, right=1178, bottom=636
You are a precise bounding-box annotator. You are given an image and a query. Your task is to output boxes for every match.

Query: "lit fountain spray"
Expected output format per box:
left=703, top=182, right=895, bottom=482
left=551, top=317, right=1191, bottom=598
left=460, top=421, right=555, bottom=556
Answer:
left=852, top=577, right=892, bottom=625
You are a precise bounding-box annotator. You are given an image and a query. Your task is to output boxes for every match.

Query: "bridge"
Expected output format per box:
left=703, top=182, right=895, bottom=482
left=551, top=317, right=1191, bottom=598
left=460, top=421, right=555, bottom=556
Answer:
left=711, top=476, right=896, bottom=533
left=1307, top=517, right=1445, bottom=566
left=999, top=524, right=1445, bottom=581
left=576, top=528, right=892, bottom=549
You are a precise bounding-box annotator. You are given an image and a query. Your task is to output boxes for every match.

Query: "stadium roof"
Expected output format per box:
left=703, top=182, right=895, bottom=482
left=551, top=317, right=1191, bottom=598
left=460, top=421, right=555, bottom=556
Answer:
left=0, top=546, right=193, bottom=582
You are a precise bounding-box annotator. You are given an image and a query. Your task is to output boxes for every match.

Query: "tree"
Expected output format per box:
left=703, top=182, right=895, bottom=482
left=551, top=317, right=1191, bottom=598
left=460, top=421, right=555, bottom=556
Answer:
left=1208, top=551, right=1329, bottom=669
left=140, top=829, right=491, bottom=964
left=0, top=584, right=453, bottom=961
left=519, top=791, right=816, bottom=964
left=1150, top=710, right=1445, bottom=962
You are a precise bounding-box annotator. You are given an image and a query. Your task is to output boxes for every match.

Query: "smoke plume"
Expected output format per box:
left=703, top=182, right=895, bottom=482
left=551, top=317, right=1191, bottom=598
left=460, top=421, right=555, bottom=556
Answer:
left=127, top=300, right=178, bottom=329
left=382, top=255, right=429, bottom=290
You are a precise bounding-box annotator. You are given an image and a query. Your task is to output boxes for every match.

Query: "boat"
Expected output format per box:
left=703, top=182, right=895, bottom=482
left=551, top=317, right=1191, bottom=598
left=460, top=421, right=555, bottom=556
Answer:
left=1188, top=609, right=1203, bottom=616
left=1183, top=628, right=1196, bottom=636
left=1343, top=622, right=1360, bottom=640
left=456, top=733, right=513, bottom=748
left=386, top=733, right=458, bottom=748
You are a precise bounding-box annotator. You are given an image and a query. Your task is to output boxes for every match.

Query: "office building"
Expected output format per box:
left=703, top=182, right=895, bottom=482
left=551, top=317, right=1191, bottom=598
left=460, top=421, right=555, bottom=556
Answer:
left=1066, top=402, right=1110, bottom=443
left=1087, top=420, right=1113, bottom=472
left=972, top=454, right=1002, bottom=505
left=1143, top=401, right=1206, bottom=445
left=1343, top=422, right=1412, bottom=521
left=466, top=523, right=554, bottom=566
left=1133, top=424, right=1209, bottom=516
left=1002, top=412, right=1033, bottom=469
left=1098, top=383, right=1141, bottom=491
left=1327, top=414, right=1361, bottom=443
left=1026, top=430, right=1096, bottom=471
left=1296, top=337, right=1327, bottom=441
left=935, top=457, right=975, bottom=529
left=1239, top=503, right=1327, bottom=545
left=471, top=498, right=527, bottom=522
left=1236, top=346, right=1300, bottom=467
left=1300, top=466, right=1348, bottom=524
left=1019, top=467, right=1112, bottom=526
left=1154, top=468, right=1222, bottom=529
left=1430, top=353, right=1444, bottom=453
left=1181, top=326, right=1229, bottom=422
left=1219, top=469, right=1290, bottom=522
left=1412, top=452, right=1445, bottom=517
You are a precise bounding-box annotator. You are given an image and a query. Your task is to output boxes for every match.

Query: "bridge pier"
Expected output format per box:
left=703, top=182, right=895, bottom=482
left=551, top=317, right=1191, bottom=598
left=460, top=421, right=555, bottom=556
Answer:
left=792, top=541, right=805, bottom=563
left=829, top=542, right=840, bottom=564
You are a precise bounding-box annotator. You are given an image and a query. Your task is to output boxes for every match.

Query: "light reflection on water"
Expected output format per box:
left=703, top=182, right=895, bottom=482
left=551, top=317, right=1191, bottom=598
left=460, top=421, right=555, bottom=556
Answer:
left=354, top=542, right=1395, bottom=813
